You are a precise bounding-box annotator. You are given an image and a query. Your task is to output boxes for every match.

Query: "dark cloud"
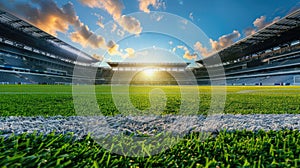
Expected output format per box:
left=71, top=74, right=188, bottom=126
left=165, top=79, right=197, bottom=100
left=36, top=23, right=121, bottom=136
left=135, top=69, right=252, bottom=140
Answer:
left=0, top=0, right=106, bottom=49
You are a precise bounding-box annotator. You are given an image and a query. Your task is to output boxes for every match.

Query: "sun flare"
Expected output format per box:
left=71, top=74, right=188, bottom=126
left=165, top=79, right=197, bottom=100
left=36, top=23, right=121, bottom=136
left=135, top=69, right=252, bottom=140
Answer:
left=144, top=69, right=155, bottom=77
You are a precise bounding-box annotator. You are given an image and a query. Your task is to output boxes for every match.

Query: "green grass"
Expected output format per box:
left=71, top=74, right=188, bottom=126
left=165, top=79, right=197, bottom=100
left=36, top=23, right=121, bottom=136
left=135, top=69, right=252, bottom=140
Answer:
left=1, top=130, right=300, bottom=167
left=1, top=85, right=300, bottom=167
left=1, top=85, right=300, bottom=116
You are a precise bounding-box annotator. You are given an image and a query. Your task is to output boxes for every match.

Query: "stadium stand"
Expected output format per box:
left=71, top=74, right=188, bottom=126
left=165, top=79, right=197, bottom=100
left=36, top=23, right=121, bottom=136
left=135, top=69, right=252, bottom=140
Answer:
left=0, top=8, right=103, bottom=85
left=106, top=62, right=193, bottom=85
left=0, top=71, right=28, bottom=84
left=195, top=9, right=300, bottom=86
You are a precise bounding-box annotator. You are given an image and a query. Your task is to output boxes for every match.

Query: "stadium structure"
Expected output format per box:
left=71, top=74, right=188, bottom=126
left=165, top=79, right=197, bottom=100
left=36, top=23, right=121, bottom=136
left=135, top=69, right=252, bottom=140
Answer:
left=0, top=8, right=300, bottom=86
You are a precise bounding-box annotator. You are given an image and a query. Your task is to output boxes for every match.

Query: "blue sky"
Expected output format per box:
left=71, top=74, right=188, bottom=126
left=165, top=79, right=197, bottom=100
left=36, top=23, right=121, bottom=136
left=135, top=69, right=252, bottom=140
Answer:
left=0, top=0, right=299, bottom=62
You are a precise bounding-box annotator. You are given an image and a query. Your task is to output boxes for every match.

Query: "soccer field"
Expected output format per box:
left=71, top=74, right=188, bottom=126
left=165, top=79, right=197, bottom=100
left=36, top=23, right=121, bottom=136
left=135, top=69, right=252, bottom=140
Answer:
left=1, top=85, right=300, bottom=167
left=1, top=85, right=300, bottom=116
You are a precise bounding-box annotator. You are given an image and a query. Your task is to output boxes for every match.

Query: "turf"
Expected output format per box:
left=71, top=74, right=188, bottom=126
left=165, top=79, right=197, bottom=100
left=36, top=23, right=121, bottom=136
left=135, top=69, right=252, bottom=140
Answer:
left=0, top=85, right=300, bottom=116
left=1, top=85, right=300, bottom=167
left=1, top=130, right=300, bottom=167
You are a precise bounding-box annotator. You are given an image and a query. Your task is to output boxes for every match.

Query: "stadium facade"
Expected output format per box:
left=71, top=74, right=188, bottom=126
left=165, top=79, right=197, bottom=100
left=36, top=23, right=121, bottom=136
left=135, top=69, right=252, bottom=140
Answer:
left=0, top=9, right=300, bottom=86
left=196, top=9, right=300, bottom=85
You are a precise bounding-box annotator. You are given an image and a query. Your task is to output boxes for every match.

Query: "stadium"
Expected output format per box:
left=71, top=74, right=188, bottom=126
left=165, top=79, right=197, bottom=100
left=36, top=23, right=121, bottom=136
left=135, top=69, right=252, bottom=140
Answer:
left=1, top=1, right=300, bottom=167
left=1, top=8, right=300, bottom=86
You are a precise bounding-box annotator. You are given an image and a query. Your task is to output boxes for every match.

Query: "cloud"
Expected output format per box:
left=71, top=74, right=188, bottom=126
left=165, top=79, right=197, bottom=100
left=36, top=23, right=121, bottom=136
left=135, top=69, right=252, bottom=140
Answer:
left=253, top=16, right=268, bottom=30
left=194, top=41, right=210, bottom=57
left=107, top=40, right=122, bottom=56
left=97, top=20, right=105, bottom=29
left=243, top=27, right=256, bottom=36
left=210, top=30, right=241, bottom=51
left=79, top=0, right=142, bottom=35
left=2, top=0, right=80, bottom=36
left=177, top=45, right=188, bottom=51
left=106, top=41, right=135, bottom=58
left=189, top=12, right=194, bottom=20
left=138, top=0, right=162, bottom=13
left=111, top=23, right=118, bottom=33
left=79, top=0, right=124, bottom=19
left=0, top=0, right=108, bottom=49
left=77, top=0, right=99, bottom=8
left=93, top=13, right=105, bottom=28
left=70, top=25, right=106, bottom=49
left=116, top=15, right=142, bottom=35
left=193, top=30, right=241, bottom=57
left=117, top=29, right=125, bottom=37
left=156, top=15, right=164, bottom=21
left=183, top=52, right=197, bottom=60
left=176, top=30, right=241, bottom=58
left=253, top=16, right=280, bottom=30
left=176, top=46, right=198, bottom=60
left=172, top=47, right=177, bottom=53
left=123, top=48, right=135, bottom=58
left=243, top=15, right=280, bottom=37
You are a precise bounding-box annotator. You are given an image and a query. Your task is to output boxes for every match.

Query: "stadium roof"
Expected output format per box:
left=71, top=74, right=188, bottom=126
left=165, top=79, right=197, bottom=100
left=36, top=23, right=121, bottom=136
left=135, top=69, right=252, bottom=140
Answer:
left=107, top=62, right=189, bottom=68
left=0, top=9, right=97, bottom=64
left=198, top=9, right=300, bottom=64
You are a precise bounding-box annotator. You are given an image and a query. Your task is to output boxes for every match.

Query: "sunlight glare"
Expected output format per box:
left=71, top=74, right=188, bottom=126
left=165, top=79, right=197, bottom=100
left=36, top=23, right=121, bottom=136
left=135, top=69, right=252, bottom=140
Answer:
left=144, top=69, right=155, bottom=77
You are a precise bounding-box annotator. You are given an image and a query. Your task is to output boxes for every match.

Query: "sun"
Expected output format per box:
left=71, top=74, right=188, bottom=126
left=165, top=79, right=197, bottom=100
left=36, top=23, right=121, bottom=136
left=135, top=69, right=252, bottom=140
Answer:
left=144, top=69, right=155, bottom=77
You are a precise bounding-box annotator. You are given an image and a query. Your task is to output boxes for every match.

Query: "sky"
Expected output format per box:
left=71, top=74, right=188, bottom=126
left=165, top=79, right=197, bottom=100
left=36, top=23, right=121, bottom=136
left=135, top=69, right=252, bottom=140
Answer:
left=0, top=0, right=299, bottom=63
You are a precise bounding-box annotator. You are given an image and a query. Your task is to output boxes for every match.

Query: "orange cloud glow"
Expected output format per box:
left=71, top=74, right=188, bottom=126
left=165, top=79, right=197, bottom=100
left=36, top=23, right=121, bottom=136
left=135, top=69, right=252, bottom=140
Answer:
left=138, top=0, right=162, bottom=13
